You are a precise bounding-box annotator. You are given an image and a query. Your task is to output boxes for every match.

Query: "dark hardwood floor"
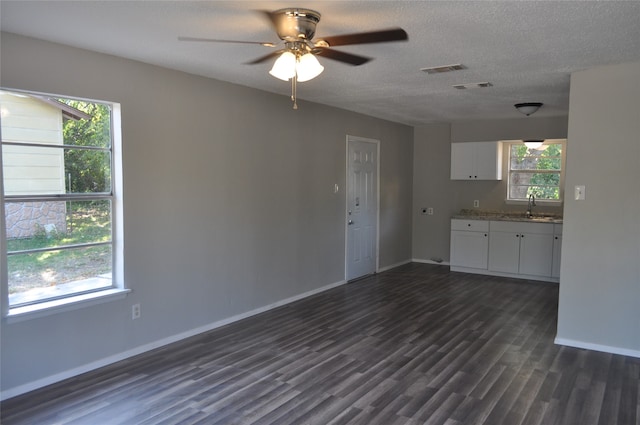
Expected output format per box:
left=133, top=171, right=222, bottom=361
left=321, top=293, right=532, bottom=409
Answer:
left=2, top=263, right=639, bottom=424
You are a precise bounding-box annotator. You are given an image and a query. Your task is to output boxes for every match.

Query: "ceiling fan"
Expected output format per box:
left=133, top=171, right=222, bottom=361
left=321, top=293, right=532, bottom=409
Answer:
left=179, top=8, right=408, bottom=108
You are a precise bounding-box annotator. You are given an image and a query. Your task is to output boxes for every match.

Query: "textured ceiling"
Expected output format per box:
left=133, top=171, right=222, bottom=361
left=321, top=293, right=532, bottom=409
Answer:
left=2, top=1, right=640, bottom=126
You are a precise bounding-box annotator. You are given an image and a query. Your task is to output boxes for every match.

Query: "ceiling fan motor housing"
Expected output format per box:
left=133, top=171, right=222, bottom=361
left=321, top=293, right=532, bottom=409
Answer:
left=274, top=8, right=321, bottom=41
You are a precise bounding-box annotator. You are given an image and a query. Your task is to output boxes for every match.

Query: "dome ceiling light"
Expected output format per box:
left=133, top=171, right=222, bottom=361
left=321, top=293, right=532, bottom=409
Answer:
left=514, top=102, right=543, bottom=116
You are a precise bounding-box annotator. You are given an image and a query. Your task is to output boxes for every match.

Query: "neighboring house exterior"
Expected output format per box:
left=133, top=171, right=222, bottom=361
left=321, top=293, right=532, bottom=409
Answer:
left=1, top=91, right=89, bottom=238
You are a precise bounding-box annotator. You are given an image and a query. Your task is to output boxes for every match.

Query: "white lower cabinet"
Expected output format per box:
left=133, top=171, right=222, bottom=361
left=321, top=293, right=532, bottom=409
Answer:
left=552, top=224, right=563, bottom=278
left=487, top=230, right=520, bottom=274
left=519, top=232, right=554, bottom=276
left=488, top=221, right=554, bottom=278
left=450, top=219, right=489, bottom=270
left=450, top=218, right=561, bottom=282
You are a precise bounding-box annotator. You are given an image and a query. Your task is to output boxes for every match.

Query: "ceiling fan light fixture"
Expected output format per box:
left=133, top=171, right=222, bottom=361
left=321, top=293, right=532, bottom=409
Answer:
left=515, top=102, right=543, bottom=116
left=296, top=53, right=324, bottom=82
left=269, top=51, right=324, bottom=83
left=181, top=7, right=408, bottom=109
left=269, top=51, right=297, bottom=81
left=524, top=140, right=544, bottom=149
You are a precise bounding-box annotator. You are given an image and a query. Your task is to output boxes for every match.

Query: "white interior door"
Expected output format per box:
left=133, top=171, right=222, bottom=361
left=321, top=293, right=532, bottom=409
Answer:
left=346, top=137, right=379, bottom=281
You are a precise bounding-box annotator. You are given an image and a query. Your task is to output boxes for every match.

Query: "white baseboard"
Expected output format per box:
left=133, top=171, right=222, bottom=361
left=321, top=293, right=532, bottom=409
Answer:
left=412, top=258, right=450, bottom=266
left=1, top=278, right=348, bottom=401
left=554, top=337, right=640, bottom=358
left=377, top=259, right=413, bottom=273
left=449, top=265, right=558, bottom=283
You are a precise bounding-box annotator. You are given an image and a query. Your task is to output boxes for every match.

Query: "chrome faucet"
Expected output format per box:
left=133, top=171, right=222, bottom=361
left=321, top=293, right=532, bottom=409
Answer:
left=526, top=194, right=536, bottom=218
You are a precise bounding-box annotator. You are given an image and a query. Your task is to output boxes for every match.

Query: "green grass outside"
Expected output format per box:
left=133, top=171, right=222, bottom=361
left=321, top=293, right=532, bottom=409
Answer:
left=7, top=201, right=112, bottom=294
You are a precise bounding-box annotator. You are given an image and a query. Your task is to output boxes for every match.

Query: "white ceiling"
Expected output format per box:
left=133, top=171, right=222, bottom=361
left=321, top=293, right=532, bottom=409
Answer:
left=2, top=1, right=640, bottom=126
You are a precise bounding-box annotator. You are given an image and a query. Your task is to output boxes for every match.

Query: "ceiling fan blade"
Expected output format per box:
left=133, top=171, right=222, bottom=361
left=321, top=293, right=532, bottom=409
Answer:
left=178, top=36, right=276, bottom=47
left=178, top=37, right=276, bottom=47
left=317, top=28, right=408, bottom=47
left=245, top=50, right=284, bottom=65
left=315, top=48, right=371, bottom=66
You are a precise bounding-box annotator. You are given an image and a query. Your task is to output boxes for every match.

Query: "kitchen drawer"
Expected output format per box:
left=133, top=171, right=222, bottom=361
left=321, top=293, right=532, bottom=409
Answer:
left=451, top=219, right=489, bottom=232
left=489, top=220, right=553, bottom=235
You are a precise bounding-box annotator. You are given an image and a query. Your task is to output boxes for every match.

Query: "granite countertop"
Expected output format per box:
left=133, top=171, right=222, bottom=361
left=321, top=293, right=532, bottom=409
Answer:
left=452, top=209, right=563, bottom=224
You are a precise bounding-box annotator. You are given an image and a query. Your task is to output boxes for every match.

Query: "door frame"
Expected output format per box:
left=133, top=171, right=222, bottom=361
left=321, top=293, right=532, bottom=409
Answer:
left=344, top=135, right=380, bottom=281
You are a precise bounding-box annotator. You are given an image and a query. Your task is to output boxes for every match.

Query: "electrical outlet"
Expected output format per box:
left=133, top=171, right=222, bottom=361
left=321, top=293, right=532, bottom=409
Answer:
left=427, top=207, right=434, bottom=215
left=473, top=200, right=480, bottom=208
left=132, top=303, right=141, bottom=320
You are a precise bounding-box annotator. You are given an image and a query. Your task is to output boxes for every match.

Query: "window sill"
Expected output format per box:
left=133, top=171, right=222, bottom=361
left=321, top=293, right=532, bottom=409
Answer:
left=5, top=288, right=131, bottom=323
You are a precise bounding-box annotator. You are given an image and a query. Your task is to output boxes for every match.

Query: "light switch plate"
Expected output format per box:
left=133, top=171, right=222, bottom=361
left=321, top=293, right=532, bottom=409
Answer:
left=574, top=185, right=585, bottom=200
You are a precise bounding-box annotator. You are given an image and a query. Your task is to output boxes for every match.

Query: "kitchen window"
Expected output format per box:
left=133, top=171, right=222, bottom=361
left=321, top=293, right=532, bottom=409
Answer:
left=1, top=89, right=125, bottom=319
left=507, top=140, right=565, bottom=202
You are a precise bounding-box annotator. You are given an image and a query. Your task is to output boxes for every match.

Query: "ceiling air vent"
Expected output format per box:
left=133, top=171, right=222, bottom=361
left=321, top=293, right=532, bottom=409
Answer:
left=453, top=82, right=493, bottom=89
left=420, top=63, right=466, bottom=74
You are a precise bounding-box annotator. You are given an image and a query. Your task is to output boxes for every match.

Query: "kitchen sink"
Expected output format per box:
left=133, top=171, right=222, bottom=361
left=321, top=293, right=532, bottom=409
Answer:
left=527, top=215, right=562, bottom=222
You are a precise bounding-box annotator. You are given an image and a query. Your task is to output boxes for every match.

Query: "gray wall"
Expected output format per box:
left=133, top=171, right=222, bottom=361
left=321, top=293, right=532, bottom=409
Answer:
left=0, top=33, right=414, bottom=394
left=556, top=61, right=640, bottom=355
left=412, top=117, right=568, bottom=263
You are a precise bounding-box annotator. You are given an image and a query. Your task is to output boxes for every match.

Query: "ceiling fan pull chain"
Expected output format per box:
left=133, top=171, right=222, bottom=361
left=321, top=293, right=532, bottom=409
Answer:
left=292, top=75, right=298, bottom=110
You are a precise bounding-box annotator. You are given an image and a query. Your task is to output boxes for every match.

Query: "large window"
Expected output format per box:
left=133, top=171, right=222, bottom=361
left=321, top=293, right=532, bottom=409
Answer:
left=507, top=140, right=565, bottom=202
left=1, top=89, right=123, bottom=314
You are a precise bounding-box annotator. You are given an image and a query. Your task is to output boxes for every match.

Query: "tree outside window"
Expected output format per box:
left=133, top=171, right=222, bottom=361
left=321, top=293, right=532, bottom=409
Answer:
left=508, top=142, right=564, bottom=201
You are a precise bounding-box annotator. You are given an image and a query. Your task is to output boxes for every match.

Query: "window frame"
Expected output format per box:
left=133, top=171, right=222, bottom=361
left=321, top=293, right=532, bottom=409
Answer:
left=1, top=88, right=127, bottom=321
left=505, top=139, right=567, bottom=205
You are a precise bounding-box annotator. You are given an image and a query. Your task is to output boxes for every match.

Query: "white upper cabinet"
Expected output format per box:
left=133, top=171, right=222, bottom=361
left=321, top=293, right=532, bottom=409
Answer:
left=451, top=142, right=502, bottom=180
